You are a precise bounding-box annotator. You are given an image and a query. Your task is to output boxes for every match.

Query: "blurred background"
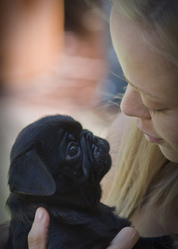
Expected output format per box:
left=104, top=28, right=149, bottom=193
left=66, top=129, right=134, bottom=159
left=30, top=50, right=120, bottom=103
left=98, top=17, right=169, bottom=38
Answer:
left=0, top=0, right=126, bottom=223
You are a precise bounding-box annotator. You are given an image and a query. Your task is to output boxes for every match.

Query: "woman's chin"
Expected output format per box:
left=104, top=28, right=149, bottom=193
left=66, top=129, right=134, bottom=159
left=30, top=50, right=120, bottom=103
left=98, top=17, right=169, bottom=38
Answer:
left=159, top=145, right=178, bottom=163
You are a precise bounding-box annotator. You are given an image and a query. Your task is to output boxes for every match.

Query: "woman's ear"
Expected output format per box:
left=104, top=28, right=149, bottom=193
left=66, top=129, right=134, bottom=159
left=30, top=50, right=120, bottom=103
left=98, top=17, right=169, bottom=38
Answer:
left=8, top=148, right=56, bottom=196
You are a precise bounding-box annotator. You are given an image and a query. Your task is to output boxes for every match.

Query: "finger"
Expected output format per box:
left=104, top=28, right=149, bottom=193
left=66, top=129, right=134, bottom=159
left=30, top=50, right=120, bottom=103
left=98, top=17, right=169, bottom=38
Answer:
left=107, top=227, right=139, bottom=249
left=28, top=207, right=50, bottom=249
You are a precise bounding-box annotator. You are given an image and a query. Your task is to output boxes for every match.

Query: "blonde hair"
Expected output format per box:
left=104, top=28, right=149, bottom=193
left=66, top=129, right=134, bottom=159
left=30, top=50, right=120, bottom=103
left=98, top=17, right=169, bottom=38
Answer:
left=106, top=122, right=178, bottom=246
left=106, top=119, right=178, bottom=220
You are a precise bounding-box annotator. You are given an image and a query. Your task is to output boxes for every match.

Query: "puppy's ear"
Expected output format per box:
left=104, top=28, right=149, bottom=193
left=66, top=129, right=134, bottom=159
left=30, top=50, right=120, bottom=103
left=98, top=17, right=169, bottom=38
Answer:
left=8, top=148, right=56, bottom=196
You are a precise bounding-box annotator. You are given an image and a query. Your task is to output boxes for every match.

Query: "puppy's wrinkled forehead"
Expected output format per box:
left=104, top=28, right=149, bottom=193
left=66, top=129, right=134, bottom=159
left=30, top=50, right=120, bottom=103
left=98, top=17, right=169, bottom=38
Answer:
left=10, top=115, right=82, bottom=161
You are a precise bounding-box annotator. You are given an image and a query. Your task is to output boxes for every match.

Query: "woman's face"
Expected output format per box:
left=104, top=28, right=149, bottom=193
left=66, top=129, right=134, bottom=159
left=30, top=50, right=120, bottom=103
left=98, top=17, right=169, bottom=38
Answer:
left=110, top=5, right=178, bottom=162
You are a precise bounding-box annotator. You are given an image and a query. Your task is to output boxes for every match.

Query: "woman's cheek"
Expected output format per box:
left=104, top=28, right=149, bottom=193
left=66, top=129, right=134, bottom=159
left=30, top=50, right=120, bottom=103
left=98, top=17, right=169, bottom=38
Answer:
left=152, top=113, right=178, bottom=150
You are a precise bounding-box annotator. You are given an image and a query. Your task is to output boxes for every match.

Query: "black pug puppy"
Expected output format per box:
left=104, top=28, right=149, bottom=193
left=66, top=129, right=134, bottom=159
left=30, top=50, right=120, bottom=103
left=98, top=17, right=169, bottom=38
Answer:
left=6, top=115, right=175, bottom=249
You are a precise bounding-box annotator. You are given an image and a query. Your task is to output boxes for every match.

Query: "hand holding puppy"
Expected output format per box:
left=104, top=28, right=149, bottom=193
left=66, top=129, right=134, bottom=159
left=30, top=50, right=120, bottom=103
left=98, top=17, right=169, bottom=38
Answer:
left=0, top=208, right=138, bottom=249
left=28, top=208, right=139, bottom=249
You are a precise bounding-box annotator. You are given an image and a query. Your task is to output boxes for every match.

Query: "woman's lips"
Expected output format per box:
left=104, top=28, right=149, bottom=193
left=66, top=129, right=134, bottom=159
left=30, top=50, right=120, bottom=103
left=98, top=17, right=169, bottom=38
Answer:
left=144, top=134, right=163, bottom=144
left=137, top=119, right=163, bottom=144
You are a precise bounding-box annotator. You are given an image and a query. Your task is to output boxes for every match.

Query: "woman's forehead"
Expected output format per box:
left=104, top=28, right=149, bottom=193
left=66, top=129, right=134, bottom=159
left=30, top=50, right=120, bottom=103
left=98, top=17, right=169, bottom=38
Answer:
left=110, top=6, right=178, bottom=103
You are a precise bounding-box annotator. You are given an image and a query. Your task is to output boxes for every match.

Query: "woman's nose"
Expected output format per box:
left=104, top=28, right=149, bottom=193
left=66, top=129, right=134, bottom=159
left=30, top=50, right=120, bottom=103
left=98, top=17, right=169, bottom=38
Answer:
left=120, top=85, right=151, bottom=119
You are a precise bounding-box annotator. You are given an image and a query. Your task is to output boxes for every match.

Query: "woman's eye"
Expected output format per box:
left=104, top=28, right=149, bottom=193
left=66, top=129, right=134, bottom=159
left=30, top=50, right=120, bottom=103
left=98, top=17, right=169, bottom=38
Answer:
left=66, top=143, right=79, bottom=158
left=144, top=104, right=162, bottom=114
left=142, top=100, right=163, bottom=114
left=149, top=108, right=161, bottom=114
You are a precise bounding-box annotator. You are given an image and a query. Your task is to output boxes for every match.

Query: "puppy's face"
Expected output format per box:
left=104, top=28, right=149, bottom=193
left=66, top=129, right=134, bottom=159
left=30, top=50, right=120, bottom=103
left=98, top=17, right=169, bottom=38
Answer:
left=8, top=115, right=111, bottom=197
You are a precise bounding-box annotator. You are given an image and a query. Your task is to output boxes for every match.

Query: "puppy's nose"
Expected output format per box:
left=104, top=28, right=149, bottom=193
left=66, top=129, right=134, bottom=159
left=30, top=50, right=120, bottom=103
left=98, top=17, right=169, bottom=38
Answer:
left=83, top=130, right=98, bottom=143
left=86, top=132, right=94, bottom=142
left=88, top=133, right=99, bottom=144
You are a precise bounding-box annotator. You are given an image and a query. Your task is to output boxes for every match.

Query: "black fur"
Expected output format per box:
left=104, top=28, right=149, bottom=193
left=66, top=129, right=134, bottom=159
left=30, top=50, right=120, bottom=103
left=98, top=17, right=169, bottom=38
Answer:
left=6, top=115, right=175, bottom=248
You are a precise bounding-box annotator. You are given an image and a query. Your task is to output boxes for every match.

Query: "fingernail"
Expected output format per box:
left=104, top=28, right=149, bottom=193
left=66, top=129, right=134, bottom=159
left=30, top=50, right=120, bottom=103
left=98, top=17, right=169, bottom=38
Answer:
left=35, top=208, right=45, bottom=223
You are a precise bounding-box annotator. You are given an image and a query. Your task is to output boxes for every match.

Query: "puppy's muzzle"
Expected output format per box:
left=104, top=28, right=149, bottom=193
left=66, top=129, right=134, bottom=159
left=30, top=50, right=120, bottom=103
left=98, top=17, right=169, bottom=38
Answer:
left=81, top=130, right=111, bottom=183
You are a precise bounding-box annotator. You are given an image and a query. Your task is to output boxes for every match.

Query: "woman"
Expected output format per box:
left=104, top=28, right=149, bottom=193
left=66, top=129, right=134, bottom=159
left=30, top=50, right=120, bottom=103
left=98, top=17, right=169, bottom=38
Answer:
left=107, top=0, right=178, bottom=246
left=1, top=0, right=178, bottom=248
left=107, top=0, right=178, bottom=239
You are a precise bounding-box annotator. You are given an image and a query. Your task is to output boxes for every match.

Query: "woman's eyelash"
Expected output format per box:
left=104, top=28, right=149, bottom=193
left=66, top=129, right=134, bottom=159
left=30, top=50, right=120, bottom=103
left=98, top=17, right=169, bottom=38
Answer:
left=142, top=103, right=162, bottom=113
left=146, top=105, right=168, bottom=114
left=141, top=97, right=163, bottom=113
left=149, top=108, right=161, bottom=113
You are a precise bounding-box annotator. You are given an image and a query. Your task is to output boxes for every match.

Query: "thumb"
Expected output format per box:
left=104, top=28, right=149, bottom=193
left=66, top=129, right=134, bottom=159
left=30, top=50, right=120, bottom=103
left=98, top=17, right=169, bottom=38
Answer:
left=107, top=227, right=139, bottom=249
left=28, top=207, right=50, bottom=249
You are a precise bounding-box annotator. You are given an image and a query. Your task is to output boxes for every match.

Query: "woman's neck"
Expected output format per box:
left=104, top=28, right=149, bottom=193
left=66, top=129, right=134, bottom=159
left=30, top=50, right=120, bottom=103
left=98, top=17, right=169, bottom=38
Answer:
left=130, top=203, right=178, bottom=237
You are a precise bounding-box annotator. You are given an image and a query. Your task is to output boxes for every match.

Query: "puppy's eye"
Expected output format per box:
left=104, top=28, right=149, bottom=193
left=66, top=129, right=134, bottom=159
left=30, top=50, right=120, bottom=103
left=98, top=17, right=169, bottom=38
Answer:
left=66, top=142, right=79, bottom=158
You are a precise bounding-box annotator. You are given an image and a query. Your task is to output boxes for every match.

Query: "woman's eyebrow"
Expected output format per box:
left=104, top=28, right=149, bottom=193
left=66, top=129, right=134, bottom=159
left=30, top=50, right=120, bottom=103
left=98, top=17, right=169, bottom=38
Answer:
left=123, top=75, right=160, bottom=100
